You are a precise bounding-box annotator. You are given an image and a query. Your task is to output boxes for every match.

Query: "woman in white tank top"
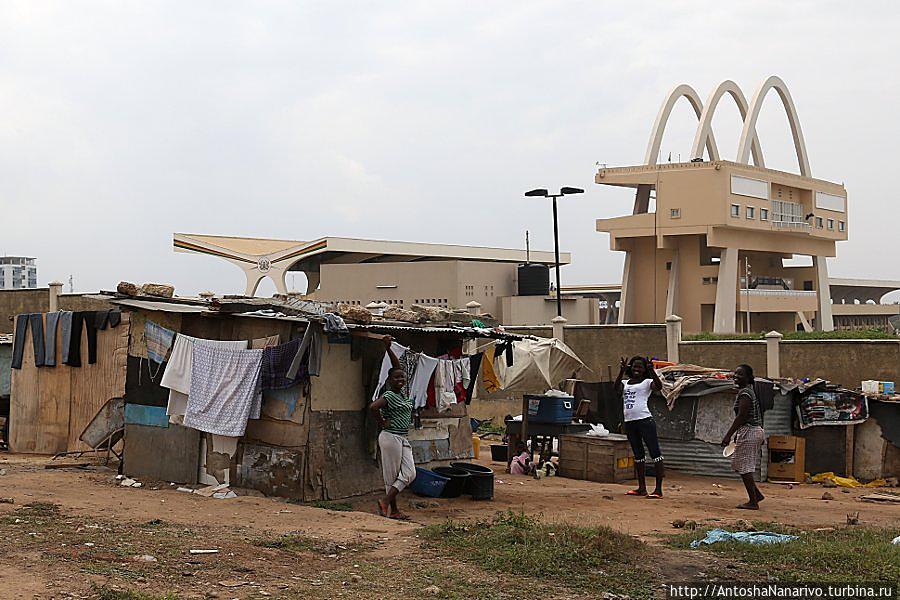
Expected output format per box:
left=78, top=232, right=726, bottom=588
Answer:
left=615, top=356, right=665, bottom=498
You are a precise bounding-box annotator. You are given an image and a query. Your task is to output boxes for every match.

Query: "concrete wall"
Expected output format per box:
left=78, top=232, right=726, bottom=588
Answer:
left=506, top=324, right=668, bottom=382
left=781, top=340, right=900, bottom=387
left=498, top=295, right=599, bottom=327
left=679, top=341, right=767, bottom=375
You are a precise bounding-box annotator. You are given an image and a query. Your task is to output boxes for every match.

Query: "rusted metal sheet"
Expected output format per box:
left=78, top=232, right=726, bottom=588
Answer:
left=123, top=422, right=200, bottom=484
left=244, top=417, right=307, bottom=448
left=261, top=386, right=308, bottom=424
left=411, top=438, right=453, bottom=463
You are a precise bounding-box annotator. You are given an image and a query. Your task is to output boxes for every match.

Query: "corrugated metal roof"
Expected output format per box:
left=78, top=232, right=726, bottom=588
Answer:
left=108, top=298, right=208, bottom=313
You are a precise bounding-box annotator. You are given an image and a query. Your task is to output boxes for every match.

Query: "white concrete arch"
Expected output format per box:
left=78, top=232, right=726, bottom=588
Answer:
left=737, top=75, right=811, bottom=177
left=691, top=80, right=765, bottom=165
left=644, top=84, right=718, bottom=165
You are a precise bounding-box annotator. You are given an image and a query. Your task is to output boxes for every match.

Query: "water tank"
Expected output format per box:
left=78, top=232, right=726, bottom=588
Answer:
left=518, top=263, right=550, bottom=296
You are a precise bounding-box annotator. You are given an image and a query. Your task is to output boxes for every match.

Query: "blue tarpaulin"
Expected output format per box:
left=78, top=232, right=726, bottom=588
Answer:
left=691, top=528, right=798, bottom=548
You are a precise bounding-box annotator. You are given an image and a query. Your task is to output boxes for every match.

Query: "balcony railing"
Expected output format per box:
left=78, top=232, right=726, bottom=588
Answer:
left=771, top=220, right=811, bottom=230
left=740, top=289, right=817, bottom=297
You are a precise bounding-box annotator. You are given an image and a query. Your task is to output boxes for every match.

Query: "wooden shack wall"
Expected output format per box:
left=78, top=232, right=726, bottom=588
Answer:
left=120, top=309, right=473, bottom=500
left=10, top=313, right=129, bottom=454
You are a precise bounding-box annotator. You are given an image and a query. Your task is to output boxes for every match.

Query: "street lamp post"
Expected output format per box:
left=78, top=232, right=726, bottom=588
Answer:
left=524, top=186, right=584, bottom=317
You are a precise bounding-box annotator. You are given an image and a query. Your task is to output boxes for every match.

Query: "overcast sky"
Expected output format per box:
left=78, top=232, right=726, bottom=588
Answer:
left=1, top=2, right=898, bottom=296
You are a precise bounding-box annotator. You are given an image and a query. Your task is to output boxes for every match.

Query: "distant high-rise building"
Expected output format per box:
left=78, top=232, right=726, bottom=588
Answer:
left=0, top=256, right=38, bottom=290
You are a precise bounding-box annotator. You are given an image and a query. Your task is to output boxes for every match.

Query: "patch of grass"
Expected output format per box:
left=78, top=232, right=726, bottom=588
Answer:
left=93, top=586, right=179, bottom=600
left=423, top=511, right=655, bottom=598
left=668, top=524, right=900, bottom=583
left=309, top=500, right=354, bottom=512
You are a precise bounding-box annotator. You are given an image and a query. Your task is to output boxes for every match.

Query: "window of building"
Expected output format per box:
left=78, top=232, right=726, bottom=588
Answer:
left=827, top=218, right=834, bottom=230
left=759, top=208, right=769, bottom=221
left=670, top=208, right=681, bottom=219
left=839, top=220, right=846, bottom=232
left=815, top=216, right=823, bottom=228
left=803, top=280, right=814, bottom=291
left=746, top=206, right=755, bottom=219
left=730, top=204, right=740, bottom=217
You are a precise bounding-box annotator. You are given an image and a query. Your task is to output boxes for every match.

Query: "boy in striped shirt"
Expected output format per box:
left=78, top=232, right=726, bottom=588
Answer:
left=370, top=336, right=416, bottom=519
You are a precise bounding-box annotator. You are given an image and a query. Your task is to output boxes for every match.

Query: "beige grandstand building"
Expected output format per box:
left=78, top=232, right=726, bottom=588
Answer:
left=595, top=75, right=894, bottom=334
left=173, top=233, right=600, bottom=326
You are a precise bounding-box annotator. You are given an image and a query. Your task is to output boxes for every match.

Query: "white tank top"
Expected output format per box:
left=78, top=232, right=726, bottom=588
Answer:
left=623, top=378, right=653, bottom=422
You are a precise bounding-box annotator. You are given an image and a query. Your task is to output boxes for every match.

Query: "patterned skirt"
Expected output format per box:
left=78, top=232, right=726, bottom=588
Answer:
left=731, top=425, right=765, bottom=475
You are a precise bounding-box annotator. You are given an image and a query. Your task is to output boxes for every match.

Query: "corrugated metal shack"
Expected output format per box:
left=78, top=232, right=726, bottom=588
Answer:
left=107, top=293, right=527, bottom=501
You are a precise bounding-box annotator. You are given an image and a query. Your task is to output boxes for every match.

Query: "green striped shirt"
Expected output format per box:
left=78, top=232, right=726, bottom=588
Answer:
left=380, top=391, right=413, bottom=436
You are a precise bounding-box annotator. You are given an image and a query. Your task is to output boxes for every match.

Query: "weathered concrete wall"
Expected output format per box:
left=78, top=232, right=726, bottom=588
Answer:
left=0, top=289, right=112, bottom=333
left=507, top=324, right=668, bottom=382
left=679, top=341, right=767, bottom=375
left=780, top=340, right=900, bottom=387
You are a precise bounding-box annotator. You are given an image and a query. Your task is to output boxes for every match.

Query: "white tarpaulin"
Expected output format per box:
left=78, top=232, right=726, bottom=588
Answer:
left=494, top=338, right=586, bottom=393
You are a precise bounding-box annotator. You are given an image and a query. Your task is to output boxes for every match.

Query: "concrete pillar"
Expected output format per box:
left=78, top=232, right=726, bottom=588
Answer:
left=665, top=249, right=679, bottom=318
left=813, top=256, right=834, bottom=331
left=618, top=251, right=635, bottom=325
left=665, top=314, right=682, bottom=363
left=466, top=301, right=482, bottom=316
left=713, top=247, right=739, bottom=333
left=303, top=270, right=321, bottom=296
left=244, top=272, right=265, bottom=297
left=552, top=315, right=567, bottom=342
left=765, top=331, right=782, bottom=379
left=48, top=281, right=63, bottom=312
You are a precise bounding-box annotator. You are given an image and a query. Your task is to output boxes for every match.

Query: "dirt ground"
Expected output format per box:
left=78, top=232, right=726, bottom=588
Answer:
left=0, top=452, right=896, bottom=599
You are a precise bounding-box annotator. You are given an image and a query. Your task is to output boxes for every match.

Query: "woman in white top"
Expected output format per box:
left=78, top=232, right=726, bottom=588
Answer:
left=615, top=356, right=665, bottom=498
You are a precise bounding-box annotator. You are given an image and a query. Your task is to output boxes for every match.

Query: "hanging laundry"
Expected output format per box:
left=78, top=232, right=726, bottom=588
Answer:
left=398, top=349, right=422, bottom=400
left=183, top=344, right=263, bottom=437
left=94, top=309, right=122, bottom=331
left=144, top=320, right=176, bottom=365
left=261, top=337, right=307, bottom=390
left=409, top=354, right=438, bottom=409
left=465, top=353, right=483, bottom=404
left=251, top=334, right=281, bottom=349
left=160, top=334, right=249, bottom=422
left=58, top=311, right=74, bottom=365
left=286, top=321, right=323, bottom=379
left=28, top=313, right=46, bottom=367
left=482, top=346, right=502, bottom=393
left=435, top=358, right=472, bottom=411
left=10, top=314, right=29, bottom=369
left=64, top=311, right=99, bottom=367
left=371, top=342, right=408, bottom=401
left=43, top=312, right=60, bottom=367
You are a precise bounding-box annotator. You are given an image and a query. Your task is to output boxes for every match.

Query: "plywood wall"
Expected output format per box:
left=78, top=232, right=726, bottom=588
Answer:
left=9, top=313, right=129, bottom=454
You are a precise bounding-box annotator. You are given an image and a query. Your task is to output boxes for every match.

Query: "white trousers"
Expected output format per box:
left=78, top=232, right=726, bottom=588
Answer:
left=378, top=431, right=416, bottom=494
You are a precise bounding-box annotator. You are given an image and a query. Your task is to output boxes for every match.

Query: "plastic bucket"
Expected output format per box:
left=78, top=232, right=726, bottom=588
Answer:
left=433, top=466, right=470, bottom=498
left=409, top=467, right=449, bottom=498
left=450, top=462, right=495, bottom=500
left=490, top=444, right=508, bottom=462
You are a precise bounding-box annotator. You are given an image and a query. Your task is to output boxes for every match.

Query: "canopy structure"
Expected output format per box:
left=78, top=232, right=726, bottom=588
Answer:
left=174, top=233, right=569, bottom=296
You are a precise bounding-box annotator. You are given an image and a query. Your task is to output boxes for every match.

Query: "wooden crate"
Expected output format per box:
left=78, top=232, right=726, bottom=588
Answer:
left=558, top=433, right=634, bottom=483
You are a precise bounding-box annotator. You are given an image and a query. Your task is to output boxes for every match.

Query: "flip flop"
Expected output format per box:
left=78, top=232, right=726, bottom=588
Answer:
left=647, top=492, right=663, bottom=499
left=377, top=499, right=389, bottom=517
left=626, top=490, right=647, bottom=496
left=736, top=502, right=759, bottom=510
left=390, top=512, right=411, bottom=521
